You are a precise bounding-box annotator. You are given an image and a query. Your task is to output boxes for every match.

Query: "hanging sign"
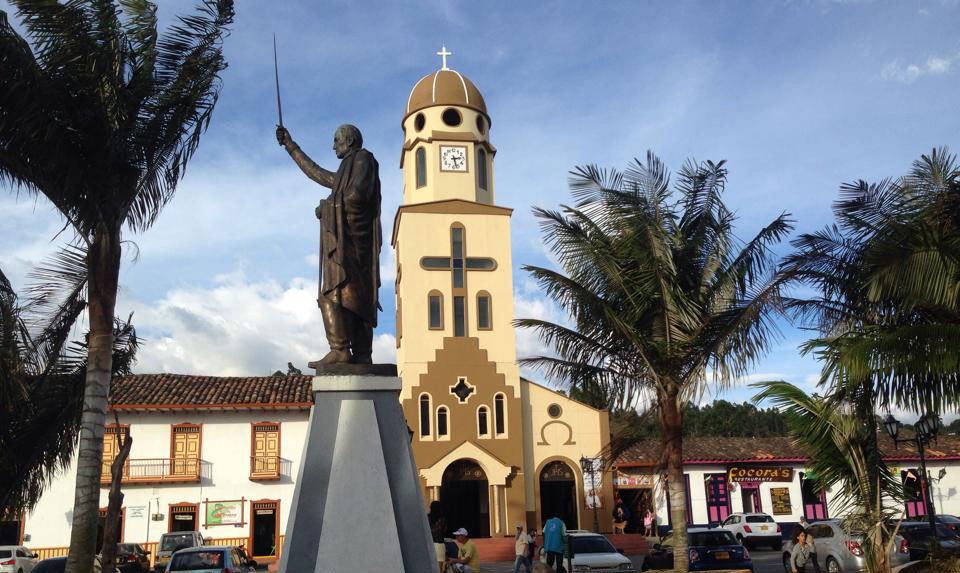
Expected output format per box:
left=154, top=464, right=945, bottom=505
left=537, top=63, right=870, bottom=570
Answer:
left=615, top=468, right=655, bottom=488
left=583, top=457, right=604, bottom=510
left=728, top=466, right=794, bottom=482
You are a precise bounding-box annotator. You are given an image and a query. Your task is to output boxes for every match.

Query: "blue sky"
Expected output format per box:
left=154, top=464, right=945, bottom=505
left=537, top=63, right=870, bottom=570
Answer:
left=2, top=0, right=959, bottom=417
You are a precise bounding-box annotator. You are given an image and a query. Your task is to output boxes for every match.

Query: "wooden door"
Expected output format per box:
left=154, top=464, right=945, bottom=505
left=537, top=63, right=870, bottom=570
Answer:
left=101, top=426, right=129, bottom=478
left=102, top=431, right=120, bottom=476
left=705, top=473, right=731, bottom=524
left=252, top=424, right=280, bottom=477
left=171, top=425, right=200, bottom=477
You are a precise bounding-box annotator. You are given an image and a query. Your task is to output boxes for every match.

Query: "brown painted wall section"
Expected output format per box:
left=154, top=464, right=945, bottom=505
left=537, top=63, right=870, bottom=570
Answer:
left=402, top=336, right=524, bottom=471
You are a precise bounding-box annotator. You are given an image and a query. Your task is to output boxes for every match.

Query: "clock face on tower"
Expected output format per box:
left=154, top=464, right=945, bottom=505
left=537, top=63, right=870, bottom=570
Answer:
left=439, top=145, right=468, bottom=172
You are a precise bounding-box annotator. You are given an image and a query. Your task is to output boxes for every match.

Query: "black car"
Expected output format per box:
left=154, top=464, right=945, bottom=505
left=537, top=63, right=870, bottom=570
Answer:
left=898, top=523, right=960, bottom=560
left=937, top=515, right=960, bottom=534
left=115, top=543, right=151, bottom=573
left=32, top=556, right=103, bottom=573
left=644, top=528, right=753, bottom=572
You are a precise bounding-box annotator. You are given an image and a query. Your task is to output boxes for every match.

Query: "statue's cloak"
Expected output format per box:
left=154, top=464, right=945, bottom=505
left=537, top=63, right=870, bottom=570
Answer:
left=319, top=147, right=381, bottom=326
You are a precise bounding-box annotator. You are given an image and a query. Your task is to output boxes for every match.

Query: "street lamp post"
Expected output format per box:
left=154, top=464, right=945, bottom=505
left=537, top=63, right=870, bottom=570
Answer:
left=580, top=455, right=601, bottom=533
left=883, top=413, right=941, bottom=539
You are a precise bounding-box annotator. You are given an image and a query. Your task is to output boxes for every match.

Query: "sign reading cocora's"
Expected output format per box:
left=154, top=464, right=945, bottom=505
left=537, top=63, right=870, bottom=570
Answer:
left=727, top=466, right=794, bottom=482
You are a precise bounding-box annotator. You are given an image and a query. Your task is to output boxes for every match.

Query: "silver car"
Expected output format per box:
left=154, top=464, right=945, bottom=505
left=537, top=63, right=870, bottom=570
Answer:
left=781, top=520, right=909, bottom=573
left=165, top=546, right=255, bottom=573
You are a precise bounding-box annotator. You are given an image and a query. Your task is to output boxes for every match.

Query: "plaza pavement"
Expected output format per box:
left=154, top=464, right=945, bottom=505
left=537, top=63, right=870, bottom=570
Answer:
left=477, top=547, right=785, bottom=573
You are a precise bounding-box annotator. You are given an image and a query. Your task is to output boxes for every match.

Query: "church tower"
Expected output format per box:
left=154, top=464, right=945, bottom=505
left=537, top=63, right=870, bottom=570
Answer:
left=393, top=48, right=526, bottom=537
left=393, top=49, right=614, bottom=537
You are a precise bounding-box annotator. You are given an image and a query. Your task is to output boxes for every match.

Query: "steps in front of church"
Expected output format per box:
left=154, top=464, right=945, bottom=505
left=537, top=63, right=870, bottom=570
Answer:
left=471, top=533, right=650, bottom=561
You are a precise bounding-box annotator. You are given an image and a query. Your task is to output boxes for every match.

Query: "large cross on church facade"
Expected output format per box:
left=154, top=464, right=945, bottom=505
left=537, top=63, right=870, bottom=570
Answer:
left=420, top=226, right=496, bottom=336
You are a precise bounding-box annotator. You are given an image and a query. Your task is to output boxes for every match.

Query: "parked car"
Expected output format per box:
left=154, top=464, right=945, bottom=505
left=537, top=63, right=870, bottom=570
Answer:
left=644, top=528, right=752, bottom=572
left=0, top=546, right=38, bottom=573
left=114, top=543, right=150, bottom=573
left=937, top=515, right=960, bottom=534
left=544, top=531, right=635, bottom=571
left=166, top=546, right=255, bottom=573
left=31, top=556, right=101, bottom=573
left=719, top=512, right=783, bottom=549
left=154, top=532, right=204, bottom=573
left=898, top=522, right=960, bottom=561
left=782, top=520, right=909, bottom=573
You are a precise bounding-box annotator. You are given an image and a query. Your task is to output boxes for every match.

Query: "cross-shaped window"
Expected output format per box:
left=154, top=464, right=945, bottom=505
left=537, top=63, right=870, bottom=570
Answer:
left=450, top=377, right=475, bottom=403
left=420, top=225, right=496, bottom=337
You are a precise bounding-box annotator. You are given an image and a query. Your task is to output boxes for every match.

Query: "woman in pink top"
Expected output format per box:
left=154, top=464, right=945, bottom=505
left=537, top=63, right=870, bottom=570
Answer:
left=643, top=510, right=654, bottom=537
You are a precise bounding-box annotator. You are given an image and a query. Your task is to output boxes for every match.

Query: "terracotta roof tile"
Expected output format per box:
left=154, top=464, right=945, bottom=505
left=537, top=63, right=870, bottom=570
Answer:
left=616, top=432, right=960, bottom=466
left=108, top=374, right=313, bottom=410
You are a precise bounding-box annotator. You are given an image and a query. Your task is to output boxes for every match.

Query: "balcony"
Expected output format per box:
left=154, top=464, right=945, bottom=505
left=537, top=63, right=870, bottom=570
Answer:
left=250, top=455, right=281, bottom=481
left=100, top=458, right=202, bottom=485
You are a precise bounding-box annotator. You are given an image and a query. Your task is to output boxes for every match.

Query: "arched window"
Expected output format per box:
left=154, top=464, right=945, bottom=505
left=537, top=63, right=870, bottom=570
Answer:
left=416, top=147, right=427, bottom=188
left=437, top=406, right=449, bottom=439
left=476, top=291, right=492, bottom=330
left=494, top=393, right=506, bottom=436
left=419, top=394, right=432, bottom=438
left=428, top=290, right=444, bottom=330
left=477, top=406, right=490, bottom=438
left=477, top=148, right=488, bottom=190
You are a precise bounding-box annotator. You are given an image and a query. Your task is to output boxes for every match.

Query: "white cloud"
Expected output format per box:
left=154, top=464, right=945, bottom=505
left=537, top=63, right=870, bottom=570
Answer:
left=881, top=52, right=957, bottom=83
left=119, top=270, right=396, bottom=377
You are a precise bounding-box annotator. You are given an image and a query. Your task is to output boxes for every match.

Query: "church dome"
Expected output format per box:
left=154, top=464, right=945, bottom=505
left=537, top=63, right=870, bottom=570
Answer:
left=405, top=68, right=488, bottom=121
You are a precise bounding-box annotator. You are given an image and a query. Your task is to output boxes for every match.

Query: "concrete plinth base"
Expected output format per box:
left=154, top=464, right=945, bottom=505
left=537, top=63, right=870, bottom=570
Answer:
left=279, top=372, right=435, bottom=573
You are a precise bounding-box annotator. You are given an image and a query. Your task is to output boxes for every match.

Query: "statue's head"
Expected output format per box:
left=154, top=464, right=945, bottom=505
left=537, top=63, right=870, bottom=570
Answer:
left=333, top=124, right=363, bottom=158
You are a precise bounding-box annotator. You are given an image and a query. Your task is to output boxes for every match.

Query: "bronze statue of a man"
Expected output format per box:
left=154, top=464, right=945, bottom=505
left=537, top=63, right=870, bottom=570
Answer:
left=276, top=124, right=382, bottom=365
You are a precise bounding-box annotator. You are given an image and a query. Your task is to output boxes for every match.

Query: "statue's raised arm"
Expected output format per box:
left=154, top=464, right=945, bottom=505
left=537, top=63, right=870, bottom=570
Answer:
left=276, top=126, right=336, bottom=189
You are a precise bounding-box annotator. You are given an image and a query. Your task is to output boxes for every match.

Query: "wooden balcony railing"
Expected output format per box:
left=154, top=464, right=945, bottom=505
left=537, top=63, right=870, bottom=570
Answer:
left=100, top=458, right=201, bottom=485
left=249, top=455, right=281, bottom=480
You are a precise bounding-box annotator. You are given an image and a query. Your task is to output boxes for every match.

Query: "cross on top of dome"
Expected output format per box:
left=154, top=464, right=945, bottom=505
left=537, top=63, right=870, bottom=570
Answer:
left=436, top=45, right=452, bottom=70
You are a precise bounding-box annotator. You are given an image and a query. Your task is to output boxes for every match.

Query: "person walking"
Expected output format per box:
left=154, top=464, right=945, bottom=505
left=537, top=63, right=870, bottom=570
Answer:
left=791, top=530, right=812, bottom=573
left=543, top=516, right=568, bottom=573
left=643, top=509, right=655, bottom=537
left=428, top=501, right=448, bottom=573
left=448, top=528, right=479, bottom=573
left=513, top=524, right=532, bottom=573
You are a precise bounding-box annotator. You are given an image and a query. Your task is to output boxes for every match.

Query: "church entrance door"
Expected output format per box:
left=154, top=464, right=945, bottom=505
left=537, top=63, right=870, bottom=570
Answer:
left=440, top=460, right=490, bottom=538
left=540, top=461, right=578, bottom=530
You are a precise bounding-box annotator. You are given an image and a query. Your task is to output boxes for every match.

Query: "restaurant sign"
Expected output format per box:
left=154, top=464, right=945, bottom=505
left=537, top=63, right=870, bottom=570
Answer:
left=615, top=468, right=655, bottom=488
left=727, top=466, right=793, bottom=482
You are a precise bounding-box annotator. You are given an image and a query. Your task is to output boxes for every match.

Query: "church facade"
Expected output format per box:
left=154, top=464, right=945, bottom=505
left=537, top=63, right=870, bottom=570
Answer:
left=392, top=60, right=614, bottom=537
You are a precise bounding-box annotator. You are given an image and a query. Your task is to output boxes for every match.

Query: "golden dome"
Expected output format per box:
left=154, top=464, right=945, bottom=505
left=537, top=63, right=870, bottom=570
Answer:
left=405, top=68, right=487, bottom=121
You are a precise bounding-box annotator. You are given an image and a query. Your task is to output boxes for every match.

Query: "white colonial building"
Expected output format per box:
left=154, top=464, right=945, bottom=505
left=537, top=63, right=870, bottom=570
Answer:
left=612, top=434, right=960, bottom=536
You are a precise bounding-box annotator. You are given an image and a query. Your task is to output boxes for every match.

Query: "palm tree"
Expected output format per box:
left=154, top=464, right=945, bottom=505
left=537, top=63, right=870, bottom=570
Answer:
left=753, top=382, right=902, bottom=573
left=759, top=148, right=960, bottom=573
left=0, top=252, right=139, bottom=516
left=516, top=152, right=792, bottom=571
left=0, top=2, right=233, bottom=569
left=787, top=148, right=960, bottom=414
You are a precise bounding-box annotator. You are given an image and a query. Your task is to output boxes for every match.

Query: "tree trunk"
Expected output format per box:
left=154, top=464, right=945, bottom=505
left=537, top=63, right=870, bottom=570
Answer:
left=659, top=388, right=688, bottom=573
left=66, top=226, right=121, bottom=573
left=100, top=424, right=131, bottom=573
left=865, top=517, right=890, bottom=573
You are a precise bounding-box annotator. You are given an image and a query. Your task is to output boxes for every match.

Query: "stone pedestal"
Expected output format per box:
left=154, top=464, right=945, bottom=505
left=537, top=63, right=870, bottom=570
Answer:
left=279, top=369, right=436, bottom=572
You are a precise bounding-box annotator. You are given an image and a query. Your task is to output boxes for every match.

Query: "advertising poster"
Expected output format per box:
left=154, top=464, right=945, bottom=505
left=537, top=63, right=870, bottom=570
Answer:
left=205, top=500, right=243, bottom=526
